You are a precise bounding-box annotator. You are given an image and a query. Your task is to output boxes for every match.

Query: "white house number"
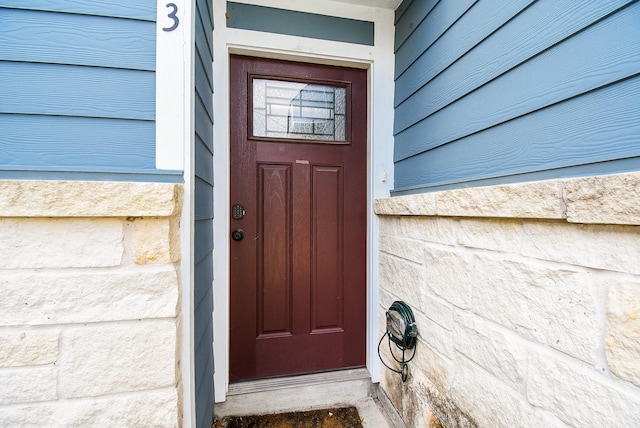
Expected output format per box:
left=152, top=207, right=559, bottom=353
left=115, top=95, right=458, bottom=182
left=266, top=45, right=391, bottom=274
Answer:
left=163, top=3, right=180, bottom=32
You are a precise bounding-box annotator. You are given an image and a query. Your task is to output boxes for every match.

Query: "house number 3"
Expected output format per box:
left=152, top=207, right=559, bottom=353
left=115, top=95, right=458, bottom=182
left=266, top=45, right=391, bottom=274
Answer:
left=163, top=3, right=179, bottom=32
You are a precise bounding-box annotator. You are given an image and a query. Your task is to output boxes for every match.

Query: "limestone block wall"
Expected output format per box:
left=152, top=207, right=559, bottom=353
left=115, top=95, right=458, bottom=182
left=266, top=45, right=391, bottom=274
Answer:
left=0, top=180, right=183, bottom=427
left=375, top=172, right=640, bottom=428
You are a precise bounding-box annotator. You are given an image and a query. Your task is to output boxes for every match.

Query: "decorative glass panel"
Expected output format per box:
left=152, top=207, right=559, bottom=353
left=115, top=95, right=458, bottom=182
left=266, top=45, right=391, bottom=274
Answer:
left=253, top=79, right=347, bottom=142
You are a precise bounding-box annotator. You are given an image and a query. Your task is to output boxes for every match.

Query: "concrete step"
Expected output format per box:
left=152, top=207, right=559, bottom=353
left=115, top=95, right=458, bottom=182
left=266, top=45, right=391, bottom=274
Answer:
left=214, top=368, right=405, bottom=427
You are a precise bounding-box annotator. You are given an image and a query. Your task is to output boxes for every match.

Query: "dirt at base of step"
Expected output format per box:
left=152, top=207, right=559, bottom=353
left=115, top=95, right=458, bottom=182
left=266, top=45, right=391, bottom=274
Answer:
left=215, top=406, right=364, bottom=428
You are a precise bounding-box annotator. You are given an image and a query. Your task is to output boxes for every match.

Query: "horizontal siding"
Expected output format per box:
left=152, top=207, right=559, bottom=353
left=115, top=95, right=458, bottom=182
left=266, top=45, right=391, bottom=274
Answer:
left=0, top=114, right=154, bottom=169
left=395, top=75, right=640, bottom=189
left=194, top=218, right=214, bottom=266
left=395, top=0, right=634, bottom=133
left=194, top=254, right=214, bottom=310
left=395, top=0, right=475, bottom=76
left=0, top=4, right=158, bottom=177
left=194, top=326, right=214, bottom=427
left=195, top=36, right=213, bottom=87
left=0, top=169, right=182, bottom=182
left=394, top=0, right=412, bottom=24
left=1, top=0, right=156, bottom=21
left=195, top=133, right=214, bottom=187
left=394, top=0, right=534, bottom=106
left=194, top=0, right=214, bottom=426
left=395, top=2, right=640, bottom=158
left=195, top=176, right=214, bottom=220
left=1, top=62, right=155, bottom=120
left=195, top=88, right=214, bottom=153
left=393, top=0, right=640, bottom=193
left=196, top=0, right=214, bottom=66
left=195, top=52, right=214, bottom=126
left=194, top=292, right=214, bottom=426
left=394, top=0, right=437, bottom=49
left=0, top=8, right=155, bottom=70
left=194, top=283, right=214, bottom=354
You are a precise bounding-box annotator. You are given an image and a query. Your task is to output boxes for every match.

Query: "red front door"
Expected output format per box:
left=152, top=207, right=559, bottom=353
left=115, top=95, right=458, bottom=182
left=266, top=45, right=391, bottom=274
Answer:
left=229, top=55, right=367, bottom=381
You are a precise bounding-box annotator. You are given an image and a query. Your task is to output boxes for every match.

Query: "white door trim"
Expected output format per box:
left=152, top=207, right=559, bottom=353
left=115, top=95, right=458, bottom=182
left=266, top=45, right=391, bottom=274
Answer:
left=212, top=0, right=395, bottom=403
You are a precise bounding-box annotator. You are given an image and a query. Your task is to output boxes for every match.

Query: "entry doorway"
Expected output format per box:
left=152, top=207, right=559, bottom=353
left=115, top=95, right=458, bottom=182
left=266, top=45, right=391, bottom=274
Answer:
left=229, top=55, right=368, bottom=381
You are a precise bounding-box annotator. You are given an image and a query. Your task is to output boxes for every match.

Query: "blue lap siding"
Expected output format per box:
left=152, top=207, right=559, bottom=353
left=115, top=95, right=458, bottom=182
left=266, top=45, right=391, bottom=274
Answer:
left=193, top=0, right=215, bottom=426
left=392, top=0, right=640, bottom=194
left=0, top=2, right=166, bottom=180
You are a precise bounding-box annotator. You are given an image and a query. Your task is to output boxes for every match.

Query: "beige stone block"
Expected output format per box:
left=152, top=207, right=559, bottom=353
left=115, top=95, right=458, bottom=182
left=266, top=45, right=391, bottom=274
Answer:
left=423, top=407, right=445, bottom=428
left=375, top=193, right=437, bottom=216
left=413, top=310, right=453, bottom=358
left=380, top=216, right=456, bottom=246
left=528, top=352, right=640, bottom=427
left=0, top=401, right=57, bottom=427
left=526, top=409, right=570, bottom=428
left=380, top=235, right=425, bottom=264
left=424, top=248, right=473, bottom=310
left=458, top=219, right=522, bottom=253
left=450, top=355, right=529, bottom=428
left=379, top=216, right=402, bottom=236
left=606, top=281, right=640, bottom=388
left=381, top=364, right=425, bottom=428
left=453, top=312, right=527, bottom=390
left=470, top=255, right=598, bottom=363
left=410, top=217, right=457, bottom=245
left=523, top=222, right=640, bottom=275
left=1, top=267, right=179, bottom=326
left=436, top=180, right=564, bottom=219
left=0, top=330, right=59, bottom=367
left=132, top=217, right=181, bottom=264
left=0, top=388, right=178, bottom=427
left=0, top=218, right=123, bottom=269
left=563, top=172, right=640, bottom=225
left=411, top=369, right=477, bottom=428
left=0, top=366, right=57, bottom=404
left=0, top=180, right=183, bottom=218
left=60, top=320, right=177, bottom=398
left=66, top=387, right=179, bottom=427
left=411, top=341, right=452, bottom=393
left=422, top=293, right=454, bottom=330
left=380, top=367, right=406, bottom=419
left=400, top=383, right=428, bottom=428
left=379, top=288, right=398, bottom=313
left=379, top=253, right=426, bottom=311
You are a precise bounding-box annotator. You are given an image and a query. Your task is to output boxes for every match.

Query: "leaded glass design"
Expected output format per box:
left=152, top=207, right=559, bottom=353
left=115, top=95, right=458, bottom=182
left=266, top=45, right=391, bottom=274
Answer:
left=253, top=79, right=347, bottom=142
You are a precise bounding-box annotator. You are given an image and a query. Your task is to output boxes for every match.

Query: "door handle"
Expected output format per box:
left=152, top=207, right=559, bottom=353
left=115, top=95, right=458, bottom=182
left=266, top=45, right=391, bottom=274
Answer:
left=232, top=229, right=244, bottom=241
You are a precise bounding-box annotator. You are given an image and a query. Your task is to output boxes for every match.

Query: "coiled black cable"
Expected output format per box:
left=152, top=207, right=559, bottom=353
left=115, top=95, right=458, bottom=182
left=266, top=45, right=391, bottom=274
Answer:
left=378, top=301, right=418, bottom=382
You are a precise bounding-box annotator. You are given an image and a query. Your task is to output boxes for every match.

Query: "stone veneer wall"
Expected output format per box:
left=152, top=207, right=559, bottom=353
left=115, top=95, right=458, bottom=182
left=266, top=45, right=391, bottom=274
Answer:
left=0, top=180, right=183, bottom=427
left=375, top=172, right=640, bottom=428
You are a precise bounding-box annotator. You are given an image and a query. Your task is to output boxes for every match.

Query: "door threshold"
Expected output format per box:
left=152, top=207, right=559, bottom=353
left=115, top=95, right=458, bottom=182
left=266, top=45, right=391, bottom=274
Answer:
left=217, top=367, right=402, bottom=424
left=228, top=367, right=371, bottom=396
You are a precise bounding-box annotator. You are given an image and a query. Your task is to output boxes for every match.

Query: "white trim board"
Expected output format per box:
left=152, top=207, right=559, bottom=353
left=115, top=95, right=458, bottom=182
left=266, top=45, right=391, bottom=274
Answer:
left=155, top=1, right=197, bottom=426
left=212, top=0, right=395, bottom=403
left=156, top=0, right=191, bottom=170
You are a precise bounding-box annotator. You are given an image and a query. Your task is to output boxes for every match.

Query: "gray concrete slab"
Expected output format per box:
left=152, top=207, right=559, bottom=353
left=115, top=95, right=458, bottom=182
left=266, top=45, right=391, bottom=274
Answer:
left=214, top=369, right=405, bottom=427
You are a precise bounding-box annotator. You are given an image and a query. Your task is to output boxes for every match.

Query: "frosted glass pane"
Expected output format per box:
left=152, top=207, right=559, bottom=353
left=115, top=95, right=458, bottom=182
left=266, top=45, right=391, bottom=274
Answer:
left=253, top=78, right=347, bottom=142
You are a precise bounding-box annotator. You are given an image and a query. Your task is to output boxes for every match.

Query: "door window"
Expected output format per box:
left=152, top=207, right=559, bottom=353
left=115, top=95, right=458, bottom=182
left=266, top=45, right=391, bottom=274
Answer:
left=251, top=78, right=348, bottom=142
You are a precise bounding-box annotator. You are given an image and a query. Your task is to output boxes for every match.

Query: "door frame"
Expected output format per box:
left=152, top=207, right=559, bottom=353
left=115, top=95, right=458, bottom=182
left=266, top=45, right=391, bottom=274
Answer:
left=212, top=0, right=396, bottom=403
